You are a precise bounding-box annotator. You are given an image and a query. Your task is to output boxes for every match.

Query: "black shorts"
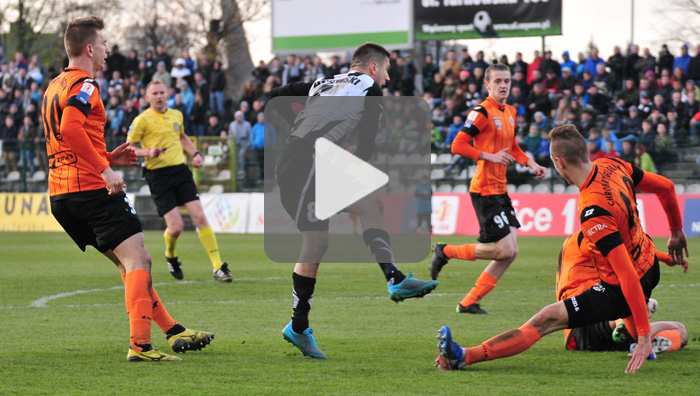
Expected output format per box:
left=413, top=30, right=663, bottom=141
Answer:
left=470, top=193, right=521, bottom=243
left=145, top=164, right=200, bottom=216
left=51, top=189, right=143, bottom=253
left=275, top=138, right=329, bottom=231
left=566, top=321, right=630, bottom=352
left=565, top=259, right=660, bottom=329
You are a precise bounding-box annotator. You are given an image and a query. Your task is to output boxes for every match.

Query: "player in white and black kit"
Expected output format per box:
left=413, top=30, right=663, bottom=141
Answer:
left=270, top=43, right=437, bottom=359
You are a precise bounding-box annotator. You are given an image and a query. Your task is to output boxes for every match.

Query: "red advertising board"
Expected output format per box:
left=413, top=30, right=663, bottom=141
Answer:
left=432, top=193, right=700, bottom=237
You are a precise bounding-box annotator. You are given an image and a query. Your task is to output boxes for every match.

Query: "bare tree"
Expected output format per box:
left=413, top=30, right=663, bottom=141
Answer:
left=170, top=0, right=269, bottom=101
left=652, top=0, right=700, bottom=45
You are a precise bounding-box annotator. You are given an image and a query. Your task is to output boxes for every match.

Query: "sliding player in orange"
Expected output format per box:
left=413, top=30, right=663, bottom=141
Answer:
left=558, top=231, right=687, bottom=354
left=44, top=16, right=213, bottom=362
left=434, top=124, right=688, bottom=373
left=430, top=63, right=546, bottom=314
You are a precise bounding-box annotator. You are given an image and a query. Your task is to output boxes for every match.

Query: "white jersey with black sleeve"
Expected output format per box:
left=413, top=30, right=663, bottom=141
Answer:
left=270, top=72, right=383, bottom=160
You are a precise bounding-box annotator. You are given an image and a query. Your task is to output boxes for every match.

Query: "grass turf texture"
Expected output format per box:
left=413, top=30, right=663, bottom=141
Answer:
left=1, top=232, right=699, bottom=395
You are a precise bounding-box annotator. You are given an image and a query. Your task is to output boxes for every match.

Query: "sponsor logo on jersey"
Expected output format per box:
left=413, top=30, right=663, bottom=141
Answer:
left=76, top=82, right=95, bottom=104
left=174, top=123, right=180, bottom=132
left=494, top=118, right=502, bottom=130
left=509, top=116, right=514, bottom=126
left=587, top=223, right=608, bottom=236
left=467, top=110, right=479, bottom=121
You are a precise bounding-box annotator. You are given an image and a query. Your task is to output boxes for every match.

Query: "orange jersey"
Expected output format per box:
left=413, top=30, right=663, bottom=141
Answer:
left=450, top=96, right=530, bottom=195
left=43, top=67, right=109, bottom=198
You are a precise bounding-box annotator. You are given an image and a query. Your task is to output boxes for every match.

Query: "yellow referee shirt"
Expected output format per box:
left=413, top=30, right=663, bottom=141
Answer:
left=128, top=108, right=186, bottom=170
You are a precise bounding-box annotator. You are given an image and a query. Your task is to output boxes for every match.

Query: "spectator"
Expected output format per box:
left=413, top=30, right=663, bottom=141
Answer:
left=1, top=115, right=18, bottom=174
left=155, top=44, right=173, bottom=71
left=171, top=58, right=192, bottom=85
left=120, top=98, right=139, bottom=138
left=624, top=44, right=641, bottom=82
left=615, top=78, right=639, bottom=107
left=560, top=51, right=576, bottom=76
left=537, top=130, right=551, bottom=166
left=209, top=60, right=227, bottom=114
left=552, top=97, right=570, bottom=127
left=593, top=62, right=613, bottom=94
left=603, top=140, right=619, bottom=158
left=152, top=61, right=171, bottom=89
left=105, top=95, right=123, bottom=141
left=583, top=85, right=608, bottom=115
left=579, top=110, right=595, bottom=136
left=673, top=44, right=692, bottom=76
left=17, top=115, right=36, bottom=175
left=144, top=49, right=157, bottom=76
left=440, top=49, right=460, bottom=79
left=422, top=54, right=439, bottom=93
left=653, top=123, right=675, bottom=166
left=527, top=50, right=542, bottom=84
left=639, top=119, right=657, bottom=151
left=607, top=45, right=625, bottom=91
left=635, top=143, right=657, bottom=173
left=539, top=50, right=560, bottom=78
left=460, top=47, right=473, bottom=70
left=26, top=55, right=45, bottom=85
left=525, top=83, right=550, bottom=121
left=470, top=50, right=489, bottom=73
left=657, top=73, right=674, bottom=102
left=604, top=113, right=623, bottom=132
left=309, top=56, right=329, bottom=81
left=189, top=91, right=208, bottom=137
left=124, top=49, right=140, bottom=77
left=511, top=51, right=528, bottom=75
left=205, top=114, right=226, bottom=137
left=689, top=44, right=700, bottom=84
left=181, top=50, right=196, bottom=74
left=444, top=115, right=463, bottom=151
left=250, top=112, right=276, bottom=182
left=542, top=69, right=559, bottom=99
left=12, top=67, right=32, bottom=94
left=619, top=140, right=636, bottom=165
left=558, top=67, right=576, bottom=95
left=281, top=54, right=303, bottom=85
left=192, top=71, right=209, bottom=109
left=584, top=48, right=605, bottom=76
left=638, top=48, right=656, bottom=79
left=229, top=110, right=252, bottom=176
left=532, top=111, right=549, bottom=130
left=588, top=140, right=606, bottom=161
left=178, top=80, right=195, bottom=117
left=658, top=44, right=674, bottom=74
left=523, top=123, right=542, bottom=154
left=252, top=60, right=271, bottom=83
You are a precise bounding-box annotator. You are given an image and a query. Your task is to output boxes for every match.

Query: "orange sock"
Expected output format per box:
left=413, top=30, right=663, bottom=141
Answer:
left=150, top=286, right=179, bottom=334
left=653, top=329, right=684, bottom=352
left=444, top=244, right=476, bottom=261
left=124, top=270, right=153, bottom=351
left=460, top=271, right=498, bottom=307
left=465, top=323, right=541, bottom=365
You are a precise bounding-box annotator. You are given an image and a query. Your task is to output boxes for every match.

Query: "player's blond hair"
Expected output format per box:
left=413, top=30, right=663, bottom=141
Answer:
left=485, top=63, right=510, bottom=83
left=549, top=125, right=590, bottom=165
left=64, top=16, right=104, bottom=58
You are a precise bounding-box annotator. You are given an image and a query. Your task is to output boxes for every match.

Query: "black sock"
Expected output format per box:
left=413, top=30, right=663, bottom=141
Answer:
left=134, top=343, right=153, bottom=352
left=363, top=228, right=405, bottom=284
left=291, top=272, right=316, bottom=333
left=165, top=324, right=186, bottom=337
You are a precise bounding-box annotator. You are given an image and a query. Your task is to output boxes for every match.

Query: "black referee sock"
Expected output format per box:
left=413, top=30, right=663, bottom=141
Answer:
left=363, top=228, right=406, bottom=284
left=291, top=272, right=316, bottom=334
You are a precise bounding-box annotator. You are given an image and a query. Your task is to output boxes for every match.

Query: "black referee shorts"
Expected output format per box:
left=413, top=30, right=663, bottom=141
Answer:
left=470, top=193, right=521, bottom=243
left=51, top=189, right=143, bottom=253
left=145, top=164, right=200, bottom=216
left=565, top=259, right=660, bottom=329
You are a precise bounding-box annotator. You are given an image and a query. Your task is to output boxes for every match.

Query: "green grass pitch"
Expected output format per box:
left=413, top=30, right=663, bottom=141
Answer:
left=1, top=232, right=699, bottom=395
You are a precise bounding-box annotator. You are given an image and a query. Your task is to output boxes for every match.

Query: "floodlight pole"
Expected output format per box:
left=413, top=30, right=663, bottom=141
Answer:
left=631, top=0, right=635, bottom=45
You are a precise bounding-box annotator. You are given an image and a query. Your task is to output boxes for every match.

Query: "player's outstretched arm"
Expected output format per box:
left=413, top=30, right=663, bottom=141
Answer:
left=179, top=133, right=202, bottom=168
left=126, top=140, right=162, bottom=159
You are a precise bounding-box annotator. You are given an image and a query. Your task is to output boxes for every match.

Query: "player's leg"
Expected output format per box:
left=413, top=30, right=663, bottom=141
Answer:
left=183, top=199, right=231, bottom=282
left=649, top=322, right=688, bottom=352
left=282, top=233, right=326, bottom=359
left=347, top=196, right=437, bottom=302
left=162, top=207, right=186, bottom=280
left=436, top=301, right=567, bottom=370
left=457, top=228, right=518, bottom=314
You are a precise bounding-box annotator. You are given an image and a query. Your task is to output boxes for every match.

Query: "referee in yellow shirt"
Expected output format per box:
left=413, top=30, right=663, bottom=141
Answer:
left=128, top=80, right=232, bottom=282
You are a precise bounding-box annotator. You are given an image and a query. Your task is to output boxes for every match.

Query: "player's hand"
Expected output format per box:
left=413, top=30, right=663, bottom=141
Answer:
left=109, top=142, right=138, bottom=166
left=101, top=167, right=126, bottom=195
left=484, top=148, right=514, bottom=166
left=626, top=334, right=651, bottom=373
left=192, top=153, right=203, bottom=168
left=531, top=163, right=547, bottom=179
left=147, top=148, right=163, bottom=158
left=667, top=229, right=689, bottom=267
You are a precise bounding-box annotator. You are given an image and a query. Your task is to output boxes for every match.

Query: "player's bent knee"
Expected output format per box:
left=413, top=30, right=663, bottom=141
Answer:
left=529, top=303, right=567, bottom=335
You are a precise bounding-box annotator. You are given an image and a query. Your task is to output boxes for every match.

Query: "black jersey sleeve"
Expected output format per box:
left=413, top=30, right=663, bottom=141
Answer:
left=269, top=82, right=314, bottom=98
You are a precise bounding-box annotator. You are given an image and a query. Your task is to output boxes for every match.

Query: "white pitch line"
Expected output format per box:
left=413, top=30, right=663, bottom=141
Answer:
left=10, top=278, right=700, bottom=311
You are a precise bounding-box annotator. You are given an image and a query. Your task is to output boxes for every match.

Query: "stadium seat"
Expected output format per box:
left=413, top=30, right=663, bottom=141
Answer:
left=431, top=168, right=445, bottom=180
left=553, top=183, right=566, bottom=194
left=215, top=169, right=231, bottom=180
left=4, top=171, right=20, bottom=181
left=675, top=184, right=686, bottom=194
left=414, top=169, right=430, bottom=180
left=436, top=153, right=452, bottom=164
left=138, top=184, right=151, bottom=194
left=455, top=169, right=468, bottom=180
left=686, top=184, right=700, bottom=194
left=407, top=153, right=422, bottom=164
left=437, top=184, right=453, bottom=193
left=452, top=184, right=468, bottom=193
left=202, top=155, right=218, bottom=167
left=516, top=184, right=533, bottom=193
left=114, top=169, right=125, bottom=179
left=392, top=153, right=408, bottom=164
left=506, top=183, right=516, bottom=193
left=430, top=153, right=438, bottom=164
left=208, top=184, right=224, bottom=194
left=30, top=170, right=46, bottom=181
left=533, top=184, right=550, bottom=193
left=565, top=185, right=579, bottom=194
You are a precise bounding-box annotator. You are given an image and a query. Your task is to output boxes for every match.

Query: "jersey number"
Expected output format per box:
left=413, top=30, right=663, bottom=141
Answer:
left=494, top=211, right=509, bottom=229
left=42, top=94, right=63, bottom=144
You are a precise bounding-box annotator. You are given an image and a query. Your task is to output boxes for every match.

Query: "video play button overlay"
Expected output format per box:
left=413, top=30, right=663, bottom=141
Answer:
left=314, top=137, right=389, bottom=221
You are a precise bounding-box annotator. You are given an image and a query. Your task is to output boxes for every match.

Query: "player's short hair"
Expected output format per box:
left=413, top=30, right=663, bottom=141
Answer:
left=64, top=16, right=104, bottom=58
left=350, top=42, right=390, bottom=70
left=146, top=80, right=166, bottom=93
left=485, top=63, right=510, bottom=82
left=549, top=125, right=590, bottom=165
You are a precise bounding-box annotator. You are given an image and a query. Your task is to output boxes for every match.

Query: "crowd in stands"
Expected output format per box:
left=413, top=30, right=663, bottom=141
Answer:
left=3, top=41, right=700, bottom=188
